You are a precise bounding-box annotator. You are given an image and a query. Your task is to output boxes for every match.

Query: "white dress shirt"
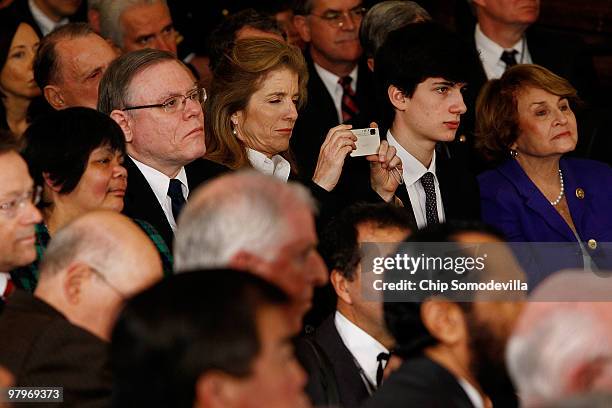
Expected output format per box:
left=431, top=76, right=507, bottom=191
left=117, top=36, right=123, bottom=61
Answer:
left=29, top=0, right=69, bottom=36
left=131, top=156, right=189, bottom=232
left=474, top=24, right=532, bottom=80
left=387, top=130, right=445, bottom=229
left=247, top=148, right=291, bottom=182
left=314, top=63, right=359, bottom=124
left=458, top=378, right=486, bottom=408
left=334, top=311, right=389, bottom=388
left=0, top=273, right=9, bottom=298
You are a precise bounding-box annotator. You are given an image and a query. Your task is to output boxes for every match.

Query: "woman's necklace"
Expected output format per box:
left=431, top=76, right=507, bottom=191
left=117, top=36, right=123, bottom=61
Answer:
left=550, top=169, right=564, bottom=206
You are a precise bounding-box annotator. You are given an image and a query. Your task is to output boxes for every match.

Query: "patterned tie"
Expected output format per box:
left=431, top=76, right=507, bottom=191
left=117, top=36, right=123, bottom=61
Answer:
left=339, top=76, right=359, bottom=123
left=167, top=178, right=186, bottom=221
left=500, top=50, right=518, bottom=70
left=420, top=172, right=439, bottom=225
left=376, top=352, right=390, bottom=388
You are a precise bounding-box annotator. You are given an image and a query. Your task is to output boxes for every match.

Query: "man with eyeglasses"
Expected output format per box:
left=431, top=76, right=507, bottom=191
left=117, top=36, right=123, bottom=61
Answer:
left=292, top=0, right=377, bottom=204
left=0, top=211, right=163, bottom=406
left=98, top=49, right=227, bottom=250
left=0, top=131, right=42, bottom=307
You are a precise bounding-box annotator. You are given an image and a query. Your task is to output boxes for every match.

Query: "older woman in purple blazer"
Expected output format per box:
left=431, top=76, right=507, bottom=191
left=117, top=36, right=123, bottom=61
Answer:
left=476, top=64, right=612, bottom=286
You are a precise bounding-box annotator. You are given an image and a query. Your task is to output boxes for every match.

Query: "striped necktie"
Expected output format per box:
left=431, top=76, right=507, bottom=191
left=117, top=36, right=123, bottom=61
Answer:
left=339, top=76, right=359, bottom=123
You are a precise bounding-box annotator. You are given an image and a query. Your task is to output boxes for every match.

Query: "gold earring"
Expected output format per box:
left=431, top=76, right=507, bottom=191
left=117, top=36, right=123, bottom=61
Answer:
left=510, top=149, right=518, bottom=158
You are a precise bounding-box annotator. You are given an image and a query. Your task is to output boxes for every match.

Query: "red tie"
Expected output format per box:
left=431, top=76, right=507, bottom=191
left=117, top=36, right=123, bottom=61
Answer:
left=339, top=76, right=359, bottom=123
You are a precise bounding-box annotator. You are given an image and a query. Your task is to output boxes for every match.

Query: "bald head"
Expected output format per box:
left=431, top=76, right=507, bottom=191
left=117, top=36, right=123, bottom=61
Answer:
left=36, top=211, right=163, bottom=340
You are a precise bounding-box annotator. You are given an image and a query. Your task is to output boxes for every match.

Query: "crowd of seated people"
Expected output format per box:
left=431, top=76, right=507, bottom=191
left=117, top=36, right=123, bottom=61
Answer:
left=0, top=0, right=611, bottom=407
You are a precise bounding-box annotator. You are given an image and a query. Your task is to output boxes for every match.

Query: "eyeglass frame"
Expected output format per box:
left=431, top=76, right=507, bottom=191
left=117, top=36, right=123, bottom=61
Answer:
left=122, top=87, right=207, bottom=114
left=0, top=186, right=42, bottom=218
left=309, top=6, right=368, bottom=28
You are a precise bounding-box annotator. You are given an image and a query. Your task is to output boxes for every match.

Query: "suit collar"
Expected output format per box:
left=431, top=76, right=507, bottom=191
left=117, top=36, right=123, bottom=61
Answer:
left=497, top=158, right=576, bottom=240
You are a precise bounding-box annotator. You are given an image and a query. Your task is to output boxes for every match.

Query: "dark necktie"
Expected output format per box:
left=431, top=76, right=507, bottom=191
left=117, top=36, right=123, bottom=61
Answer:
left=420, top=172, right=439, bottom=225
left=339, top=76, right=359, bottom=123
left=500, top=50, right=518, bottom=70
left=376, top=352, right=390, bottom=387
left=167, top=178, right=186, bottom=221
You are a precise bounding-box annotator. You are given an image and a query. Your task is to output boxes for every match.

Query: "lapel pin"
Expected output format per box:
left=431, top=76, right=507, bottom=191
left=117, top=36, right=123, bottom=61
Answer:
left=575, top=188, right=585, bottom=200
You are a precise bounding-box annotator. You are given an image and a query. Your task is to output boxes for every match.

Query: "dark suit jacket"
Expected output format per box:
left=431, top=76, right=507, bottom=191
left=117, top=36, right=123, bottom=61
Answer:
left=394, top=146, right=481, bottom=230
left=122, top=157, right=228, bottom=250
left=361, top=354, right=475, bottom=408
left=479, top=157, right=612, bottom=286
left=296, top=314, right=371, bottom=408
left=7, top=0, right=84, bottom=38
left=0, top=290, right=111, bottom=407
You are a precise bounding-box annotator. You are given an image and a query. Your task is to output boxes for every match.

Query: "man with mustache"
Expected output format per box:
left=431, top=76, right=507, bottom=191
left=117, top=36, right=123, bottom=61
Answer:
left=374, top=22, right=481, bottom=229
left=291, top=0, right=376, bottom=196
left=98, top=49, right=226, bottom=250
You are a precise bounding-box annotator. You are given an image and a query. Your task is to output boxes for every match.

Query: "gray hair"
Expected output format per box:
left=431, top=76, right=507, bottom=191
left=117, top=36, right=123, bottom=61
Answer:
left=99, top=0, right=168, bottom=49
left=359, top=1, right=430, bottom=58
left=174, top=171, right=316, bottom=272
left=506, top=310, right=612, bottom=407
left=97, top=48, right=177, bottom=113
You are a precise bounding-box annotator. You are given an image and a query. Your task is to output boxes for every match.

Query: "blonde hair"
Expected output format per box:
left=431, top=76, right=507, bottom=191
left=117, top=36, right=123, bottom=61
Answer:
left=205, top=38, right=308, bottom=170
left=475, top=64, right=580, bottom=163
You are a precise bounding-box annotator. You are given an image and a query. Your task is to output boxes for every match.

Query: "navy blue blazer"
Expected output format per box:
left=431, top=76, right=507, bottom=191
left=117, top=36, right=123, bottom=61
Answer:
left=479, top=158, right=612, bottom=285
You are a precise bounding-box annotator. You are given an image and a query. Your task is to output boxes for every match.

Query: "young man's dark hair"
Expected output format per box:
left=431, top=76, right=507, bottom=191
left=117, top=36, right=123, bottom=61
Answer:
left=22, top=107, right=125, bottom=194
left=207, top=8, right=283, bottom=72
left=111, top=269, right=292, bottom=408
left=374, top=22, right=480, bottom=129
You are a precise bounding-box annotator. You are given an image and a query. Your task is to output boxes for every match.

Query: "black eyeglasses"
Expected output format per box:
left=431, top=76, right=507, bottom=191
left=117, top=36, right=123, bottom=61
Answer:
left=123, top=87, right=207, bottom=114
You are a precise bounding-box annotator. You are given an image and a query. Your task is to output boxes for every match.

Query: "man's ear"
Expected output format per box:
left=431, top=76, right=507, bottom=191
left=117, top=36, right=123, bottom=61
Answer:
left=367, top=57, right=374, bottom=72
left=388, top=85, right=408, bottom=111
left=420, top=299, right=466, bottom=345
left=292, top=14, right=311, bottom=43
left=229, top=250, right=270, bottom=280
left=110, top=109, right=133, bottom=143
left=471, top=0, right=486, bottom=7
left=42, top=172, right=62, bottom=192
left=63, top=262, right=92, bottom=305
left=330, top=269, right=353, bottom=304
left=195, top=371, right=243, bottom=408
left=43, top=85, right=65, bottom=110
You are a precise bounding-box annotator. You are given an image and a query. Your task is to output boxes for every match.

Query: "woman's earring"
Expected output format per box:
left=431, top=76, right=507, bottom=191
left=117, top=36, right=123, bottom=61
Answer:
left=232, top=127, right=238, bottom=136
left=510, top=149, right=518, bottom=158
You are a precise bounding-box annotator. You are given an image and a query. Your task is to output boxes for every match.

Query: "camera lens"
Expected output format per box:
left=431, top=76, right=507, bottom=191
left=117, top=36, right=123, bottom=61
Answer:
left=370, top=128, right=376, bottom=135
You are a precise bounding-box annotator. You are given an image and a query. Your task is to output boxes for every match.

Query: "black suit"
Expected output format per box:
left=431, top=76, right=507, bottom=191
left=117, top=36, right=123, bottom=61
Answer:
left=393, top=145, right=481, bottom=230
left=6, top=0, right=84, bottom=38
left=122, top=157, right=228, bottom=250
left=296, top=315, right=371, bottom=408
left=0, top=290, right=111, bottom=408
left=362, top=354, right=475, bottom=408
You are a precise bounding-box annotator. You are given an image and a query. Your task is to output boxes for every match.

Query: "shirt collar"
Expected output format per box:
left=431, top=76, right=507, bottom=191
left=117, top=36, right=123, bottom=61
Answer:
left=387, top=130, right=437, bottom=187
left=475, top=24, right=525, bottom=65
left=28, top=0, right=69, bottom=36
left=314, top=63, right=358, bottom=96
left=130, top=156, right=188, bottom=204
left=334, top=311, right=389, bottom=386
left=246, top=148, right=291, bottom=182
left=457, top=378, right=486, bottom=408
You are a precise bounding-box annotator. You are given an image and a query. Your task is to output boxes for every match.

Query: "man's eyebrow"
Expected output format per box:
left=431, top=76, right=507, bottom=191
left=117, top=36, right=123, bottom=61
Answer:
left=161, top=23, right=174, bottom=32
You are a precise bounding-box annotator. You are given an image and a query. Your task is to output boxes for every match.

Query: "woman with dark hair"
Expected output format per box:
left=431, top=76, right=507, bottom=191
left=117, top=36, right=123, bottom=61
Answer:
left=206, top=38, right=402, bottom=203
left=11, top=107, right=173, bottom=291
left=0, top=11, right=40, bottom=137
left=476, top=64, right=612, bottom=281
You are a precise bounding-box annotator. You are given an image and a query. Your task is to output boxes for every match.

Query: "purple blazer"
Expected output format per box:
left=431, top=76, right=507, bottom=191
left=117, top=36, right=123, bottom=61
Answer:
left=479, top=157, right=612, bottom=286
